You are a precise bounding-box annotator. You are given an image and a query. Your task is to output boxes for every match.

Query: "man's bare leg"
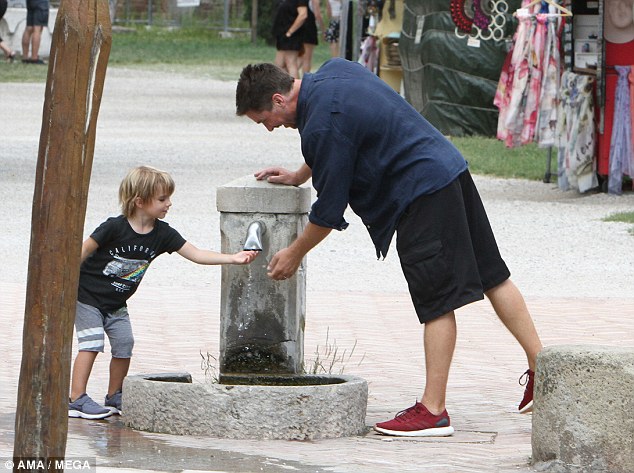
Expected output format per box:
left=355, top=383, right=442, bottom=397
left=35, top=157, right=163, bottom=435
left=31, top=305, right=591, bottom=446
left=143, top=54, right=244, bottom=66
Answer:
left=485, top=279, right=543, bottom=370
left=421, top=311, right=457, bottom=414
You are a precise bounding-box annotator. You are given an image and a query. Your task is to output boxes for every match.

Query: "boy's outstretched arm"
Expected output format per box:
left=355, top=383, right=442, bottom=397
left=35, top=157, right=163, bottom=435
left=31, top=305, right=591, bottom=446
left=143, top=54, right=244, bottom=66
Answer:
left=177, top=242, right=259, bottom=265
left=81, top=237, right=99, bottom=263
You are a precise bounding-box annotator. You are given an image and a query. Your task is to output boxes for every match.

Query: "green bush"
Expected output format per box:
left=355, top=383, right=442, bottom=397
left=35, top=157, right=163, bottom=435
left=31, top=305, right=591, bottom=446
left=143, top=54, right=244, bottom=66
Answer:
left=244, top=0, right=278, bottom=45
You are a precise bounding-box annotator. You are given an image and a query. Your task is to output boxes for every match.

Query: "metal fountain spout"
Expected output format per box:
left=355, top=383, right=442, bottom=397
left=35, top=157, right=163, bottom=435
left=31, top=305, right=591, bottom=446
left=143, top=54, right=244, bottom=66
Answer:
left=243, top=221, right=266, bottom=251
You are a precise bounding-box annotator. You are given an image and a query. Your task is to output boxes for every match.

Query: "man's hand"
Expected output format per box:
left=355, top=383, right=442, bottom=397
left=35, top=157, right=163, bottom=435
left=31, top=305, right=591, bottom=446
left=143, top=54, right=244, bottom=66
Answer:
left=254, top=167, right=297, bottom=185
left=254, top=164, right=312, bottom=186
left=267, top=247, right=303, bottom=280
left=266, top=222, right=332, bottom=281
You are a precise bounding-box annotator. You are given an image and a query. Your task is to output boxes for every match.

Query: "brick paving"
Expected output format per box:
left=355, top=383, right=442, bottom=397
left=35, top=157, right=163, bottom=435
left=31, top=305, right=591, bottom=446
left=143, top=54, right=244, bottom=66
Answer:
left=3, top=68, right=633, bottom=472
left=2, top=279, right=632, bottom=472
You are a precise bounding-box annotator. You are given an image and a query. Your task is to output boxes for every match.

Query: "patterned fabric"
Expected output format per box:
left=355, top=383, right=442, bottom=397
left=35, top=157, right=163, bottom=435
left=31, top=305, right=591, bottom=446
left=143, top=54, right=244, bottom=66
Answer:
left=495, top=1, right=565, bottom=149
left=535, top=17, right=561, bottom=147
left=495, top=14, right=533, bottom=147
left=556, top=71, right=597, bottom=193
left=324, top=18, right=340, bottom=43
left=630, top=68, right=634, bottom=166
left=358, top=35, right=378, bottom=72
left=608, top=66, right=633, bottom=195
left=520, top=14, right=547, bottom=145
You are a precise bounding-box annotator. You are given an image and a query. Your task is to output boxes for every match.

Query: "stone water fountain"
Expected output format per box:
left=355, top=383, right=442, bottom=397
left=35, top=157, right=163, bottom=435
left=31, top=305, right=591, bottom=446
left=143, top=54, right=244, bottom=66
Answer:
left=123, top=175, right=368, bottom=440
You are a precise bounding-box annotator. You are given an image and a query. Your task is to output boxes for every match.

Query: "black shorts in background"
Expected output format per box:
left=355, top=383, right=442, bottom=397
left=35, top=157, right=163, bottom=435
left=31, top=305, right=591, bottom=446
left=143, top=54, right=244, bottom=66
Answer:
left=26, top=0, right=49, bottom=27
left=303, top=9, right=318, bottom=45
left=276, top=32, right=303, bottom=51
left=396, top=170, right=510, bottom=324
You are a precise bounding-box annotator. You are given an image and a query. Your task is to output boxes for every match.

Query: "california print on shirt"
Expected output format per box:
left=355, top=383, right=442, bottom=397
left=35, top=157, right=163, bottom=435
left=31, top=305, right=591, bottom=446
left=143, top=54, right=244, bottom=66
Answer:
left=102, top=254, right=150, bottom=293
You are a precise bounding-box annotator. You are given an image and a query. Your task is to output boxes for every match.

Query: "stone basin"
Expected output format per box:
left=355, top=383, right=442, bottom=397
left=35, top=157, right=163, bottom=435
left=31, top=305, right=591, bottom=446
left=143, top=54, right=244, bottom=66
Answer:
left=123, top=372, right=369, bottom=440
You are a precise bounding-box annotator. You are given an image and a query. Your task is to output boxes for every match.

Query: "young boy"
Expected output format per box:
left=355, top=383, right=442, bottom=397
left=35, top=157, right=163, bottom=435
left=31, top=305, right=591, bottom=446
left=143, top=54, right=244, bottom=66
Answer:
left=68, top=165, right=259, bottom=419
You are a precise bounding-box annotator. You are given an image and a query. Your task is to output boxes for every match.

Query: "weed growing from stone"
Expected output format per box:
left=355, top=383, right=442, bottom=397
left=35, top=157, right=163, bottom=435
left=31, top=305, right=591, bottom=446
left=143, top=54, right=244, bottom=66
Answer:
left=200, top=327, right=365, bottom=383
left=304, top=328, right=366, bottom=375
left=200, top=351, right=219, bottom=384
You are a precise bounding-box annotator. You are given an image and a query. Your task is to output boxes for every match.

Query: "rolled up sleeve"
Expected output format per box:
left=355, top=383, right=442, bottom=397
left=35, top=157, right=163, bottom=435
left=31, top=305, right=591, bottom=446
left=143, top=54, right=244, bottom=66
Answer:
left=303, top=127, right=354, bottom=231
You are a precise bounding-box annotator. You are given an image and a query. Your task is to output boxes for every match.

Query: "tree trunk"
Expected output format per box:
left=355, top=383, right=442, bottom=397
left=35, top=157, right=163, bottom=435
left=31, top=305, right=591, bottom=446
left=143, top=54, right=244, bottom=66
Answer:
left=13, top=0, right=111, bottom=469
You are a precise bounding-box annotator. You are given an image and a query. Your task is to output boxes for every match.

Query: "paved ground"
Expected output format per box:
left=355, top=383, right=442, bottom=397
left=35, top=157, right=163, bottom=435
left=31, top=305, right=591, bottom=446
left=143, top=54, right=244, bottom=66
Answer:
left=1, top=67, right=633, bottom=472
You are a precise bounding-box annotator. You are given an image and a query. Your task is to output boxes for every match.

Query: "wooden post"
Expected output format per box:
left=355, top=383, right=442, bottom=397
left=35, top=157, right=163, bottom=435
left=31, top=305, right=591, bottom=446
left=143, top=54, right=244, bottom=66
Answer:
left=13, top=0, right=111, bottom=468
left=251, top=0, right=258, bottom=43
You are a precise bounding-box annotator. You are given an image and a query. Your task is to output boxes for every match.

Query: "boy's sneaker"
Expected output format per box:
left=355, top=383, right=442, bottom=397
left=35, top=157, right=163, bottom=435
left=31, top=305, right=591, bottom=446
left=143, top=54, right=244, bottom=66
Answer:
left=105, top=390, right=122, bottom=415
left=518, top=369, right=535, bottom=414
left=68, top=394, right=112, bottom=420
left=374, top=401, right=455, bottom=437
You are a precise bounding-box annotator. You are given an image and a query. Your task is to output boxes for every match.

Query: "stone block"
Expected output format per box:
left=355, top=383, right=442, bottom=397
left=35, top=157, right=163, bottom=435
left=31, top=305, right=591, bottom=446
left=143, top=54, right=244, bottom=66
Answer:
left=123, top=373, right=369, bottom=440
left=216, top=175, right=311, bottom=214
left=532, top=345, right=634, bottom=473
left=217, top=175, right=311, bottom=376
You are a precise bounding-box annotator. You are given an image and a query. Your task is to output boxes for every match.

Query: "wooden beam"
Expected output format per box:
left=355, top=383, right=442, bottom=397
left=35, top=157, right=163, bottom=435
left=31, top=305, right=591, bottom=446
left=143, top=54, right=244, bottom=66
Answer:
left=13, top=0, right=111, bottom=467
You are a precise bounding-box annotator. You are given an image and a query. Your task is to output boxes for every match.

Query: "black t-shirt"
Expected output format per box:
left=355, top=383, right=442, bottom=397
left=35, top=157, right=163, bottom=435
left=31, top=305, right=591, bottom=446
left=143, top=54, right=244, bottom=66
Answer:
left=78, top=215, right=186, bottom=311
left=273, top=0, right=308, bottom=37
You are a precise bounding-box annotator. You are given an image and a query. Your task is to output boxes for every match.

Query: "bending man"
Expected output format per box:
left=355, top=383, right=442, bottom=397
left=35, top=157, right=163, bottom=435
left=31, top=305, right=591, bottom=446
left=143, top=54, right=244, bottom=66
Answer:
left=236, top=58, right=542, bottom=437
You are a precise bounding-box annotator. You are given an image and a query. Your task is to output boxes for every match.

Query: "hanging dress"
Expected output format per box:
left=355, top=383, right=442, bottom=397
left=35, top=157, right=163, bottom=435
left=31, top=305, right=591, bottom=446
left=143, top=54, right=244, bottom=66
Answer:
left=520, top=13, right=547, bottom=145
left=535, top=16, right=561, bottom=147
left=607, top=65, right=633, bottom=195
left=557, top=71, right=597, bottom=192
left=502, top=14, right=535, bottom=147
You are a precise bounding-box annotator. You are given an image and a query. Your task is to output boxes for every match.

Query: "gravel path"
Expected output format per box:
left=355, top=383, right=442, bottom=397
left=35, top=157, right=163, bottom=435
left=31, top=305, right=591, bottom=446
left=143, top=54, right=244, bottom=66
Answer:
left=2, top=67, right=633, bottom=301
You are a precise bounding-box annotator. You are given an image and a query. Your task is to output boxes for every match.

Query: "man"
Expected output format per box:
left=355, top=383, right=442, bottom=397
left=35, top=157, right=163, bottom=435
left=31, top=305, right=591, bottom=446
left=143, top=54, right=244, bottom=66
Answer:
left=21, top=0, right=49, bottom=64
left=236, top=59, right=542, bottom=437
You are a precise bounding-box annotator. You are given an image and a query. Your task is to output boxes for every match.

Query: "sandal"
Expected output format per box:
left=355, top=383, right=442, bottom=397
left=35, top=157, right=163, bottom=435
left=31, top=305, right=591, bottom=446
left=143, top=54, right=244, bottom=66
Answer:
left=7, top=51, right=16, bottom=63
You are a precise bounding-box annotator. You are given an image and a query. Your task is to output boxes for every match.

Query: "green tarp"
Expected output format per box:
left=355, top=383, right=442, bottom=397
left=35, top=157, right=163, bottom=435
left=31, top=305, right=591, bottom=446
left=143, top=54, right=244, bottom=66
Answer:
left=400, top=0, right=520, bottom=136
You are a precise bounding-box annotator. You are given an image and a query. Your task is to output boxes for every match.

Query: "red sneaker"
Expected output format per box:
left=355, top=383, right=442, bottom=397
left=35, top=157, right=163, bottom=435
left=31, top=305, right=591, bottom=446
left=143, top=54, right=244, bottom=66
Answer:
left=518, top=369, right=534, bottom=414
left=374, top=402, right=454, bottom=437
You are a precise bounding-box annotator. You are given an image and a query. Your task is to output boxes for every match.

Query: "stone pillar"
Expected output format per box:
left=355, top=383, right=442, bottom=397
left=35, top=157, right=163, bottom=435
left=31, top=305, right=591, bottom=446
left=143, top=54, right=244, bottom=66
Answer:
left=532, top=345, right=634, bottom=473
left=216, top=175, right=311, bottom=376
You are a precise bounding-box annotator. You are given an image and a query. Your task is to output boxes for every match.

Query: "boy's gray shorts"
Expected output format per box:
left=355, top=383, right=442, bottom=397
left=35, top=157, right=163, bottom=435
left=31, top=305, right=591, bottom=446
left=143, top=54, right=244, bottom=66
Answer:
left=75, top=301, right=134, bottom=358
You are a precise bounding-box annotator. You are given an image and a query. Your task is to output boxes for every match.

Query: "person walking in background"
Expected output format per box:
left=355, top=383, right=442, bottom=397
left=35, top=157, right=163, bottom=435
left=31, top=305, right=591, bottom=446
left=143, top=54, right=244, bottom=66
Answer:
left=236, top=59, right=543, bottom=437
left=299, top=0, right=324, bottom=74
left=0, top=0, right=16, bottom=62
left=68, top=165, right=258, bottom=419
left=21, top=0, right=49, bottom=64
left=324, top=0, right=342, bottom=57
left=272, top=0, right=308, bottom=79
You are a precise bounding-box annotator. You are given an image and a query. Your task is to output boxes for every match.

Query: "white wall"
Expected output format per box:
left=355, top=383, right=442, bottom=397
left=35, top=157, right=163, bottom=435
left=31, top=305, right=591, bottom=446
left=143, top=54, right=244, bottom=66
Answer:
left=0, top=7, right=58, bottom=58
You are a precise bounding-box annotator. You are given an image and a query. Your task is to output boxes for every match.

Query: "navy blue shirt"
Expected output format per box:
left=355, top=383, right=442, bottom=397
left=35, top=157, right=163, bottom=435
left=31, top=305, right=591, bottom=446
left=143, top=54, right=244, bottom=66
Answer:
left=296, top=58, right=467, bottom=258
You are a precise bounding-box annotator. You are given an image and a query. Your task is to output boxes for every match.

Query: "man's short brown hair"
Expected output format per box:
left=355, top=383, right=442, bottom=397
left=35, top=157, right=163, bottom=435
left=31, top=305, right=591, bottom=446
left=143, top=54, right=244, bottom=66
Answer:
left=235, top=63, right=294, bottom=116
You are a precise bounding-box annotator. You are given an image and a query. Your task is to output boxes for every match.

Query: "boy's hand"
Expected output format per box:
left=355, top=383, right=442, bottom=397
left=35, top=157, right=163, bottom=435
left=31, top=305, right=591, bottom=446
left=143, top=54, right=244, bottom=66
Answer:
left=233, top=250, right=259, bottom=264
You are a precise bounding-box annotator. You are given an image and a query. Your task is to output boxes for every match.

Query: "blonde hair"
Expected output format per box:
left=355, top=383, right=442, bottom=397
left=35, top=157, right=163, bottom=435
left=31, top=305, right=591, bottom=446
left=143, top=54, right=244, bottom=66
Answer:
left=119, top=166, right=175, bottom=217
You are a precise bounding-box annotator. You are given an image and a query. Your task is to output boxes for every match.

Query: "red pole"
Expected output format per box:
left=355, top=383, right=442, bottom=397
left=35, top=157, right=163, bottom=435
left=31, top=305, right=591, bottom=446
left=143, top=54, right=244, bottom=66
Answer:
left=13, top=0, right=111, bottom=468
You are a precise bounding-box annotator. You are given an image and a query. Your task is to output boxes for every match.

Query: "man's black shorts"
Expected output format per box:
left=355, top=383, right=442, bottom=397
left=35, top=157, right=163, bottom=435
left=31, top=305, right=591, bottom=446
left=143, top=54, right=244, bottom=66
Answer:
left=396, top=170, right=510, bottom=324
